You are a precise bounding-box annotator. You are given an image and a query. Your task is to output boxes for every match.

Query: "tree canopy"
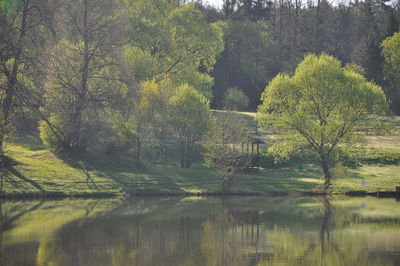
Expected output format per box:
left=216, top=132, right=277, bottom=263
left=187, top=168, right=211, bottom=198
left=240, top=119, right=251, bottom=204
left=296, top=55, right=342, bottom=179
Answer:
left=169, top=84, right=211, bottom=168
left=125, top=0, right=224, bottom=99
left=257, top=54, right=389, bottom=191
left=382, top=31, right=400, bottom=113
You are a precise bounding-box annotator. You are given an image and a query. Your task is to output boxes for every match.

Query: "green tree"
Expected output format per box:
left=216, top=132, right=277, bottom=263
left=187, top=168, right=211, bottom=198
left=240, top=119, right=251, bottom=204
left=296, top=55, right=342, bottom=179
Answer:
left=0, top=0, right=54, bottom=158
left=381, top=31, right=400, bottom=114
left=41, top=0, right=127, bottom=151
left=223, top=87, right=249, bottom=110
left=257, top=54, right=388, bottom=192
left=136, top=79, right=174, bottom=162
left=126, top=0, right=224, bottom=99
left=169, top=84, right=211, bottom=168
left=212, top=20, right=275, bottom=108
left=203, top=111, right=251, bottom=191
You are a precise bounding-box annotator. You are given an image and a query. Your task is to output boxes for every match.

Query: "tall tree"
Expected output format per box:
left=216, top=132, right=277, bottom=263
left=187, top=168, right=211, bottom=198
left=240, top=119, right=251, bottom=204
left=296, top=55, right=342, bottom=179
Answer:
left=41, top=0, right=127, bottom=151
left=381, top=31, right=400, bottom=114
left=126, top=0, right=224, bottom=99
left=212, top=20, right=275, bottom=109
left=169, top=84, right=211, bottom=168
left=0, top=0, right=54, bottom=158
left=136, top=79, right=173, bottom=162
left=203, top=110, right=251, bottom=191
left=257, top=54, right=388, bottom=191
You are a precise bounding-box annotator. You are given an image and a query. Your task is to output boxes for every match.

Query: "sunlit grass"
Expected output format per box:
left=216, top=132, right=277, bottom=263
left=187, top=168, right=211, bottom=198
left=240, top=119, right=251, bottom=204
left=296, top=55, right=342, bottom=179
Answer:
left=334, top=165, right=400, bottom=193
left=2, top=113, right=400, bottom=196
left=3, top=139, right=400, bottom=196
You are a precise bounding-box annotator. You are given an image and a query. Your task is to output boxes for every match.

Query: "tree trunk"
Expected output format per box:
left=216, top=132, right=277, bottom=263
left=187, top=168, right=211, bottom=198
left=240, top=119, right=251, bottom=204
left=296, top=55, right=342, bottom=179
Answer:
left=0, top=132, right=5, bottom=159
left=69, top=0, right=89, bottom=150
left=315, top=0, right=321, bottom=53
left=321, top=159, right=332, bottom=191
left=0, top=1, right=29, bottom=156
left=137, top=134, right=141, bottom=168
left=185, top=141, right=192, bottom=168
left=0, top=161, right=4, bottom=194
left=180, top=139, right=185, bottom=168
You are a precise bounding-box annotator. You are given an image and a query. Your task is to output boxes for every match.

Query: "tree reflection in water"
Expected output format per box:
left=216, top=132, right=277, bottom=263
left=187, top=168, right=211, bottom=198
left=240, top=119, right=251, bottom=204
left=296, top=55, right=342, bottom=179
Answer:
left=0, top=196, right=399, bottom=266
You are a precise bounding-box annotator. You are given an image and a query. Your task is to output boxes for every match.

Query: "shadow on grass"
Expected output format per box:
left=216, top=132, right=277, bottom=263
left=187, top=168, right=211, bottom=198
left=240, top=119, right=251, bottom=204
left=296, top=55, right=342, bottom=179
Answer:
left=11, top=135, right=46, bottom=151
left=3, top=166, right=45, bottom=192
left=233, top=165, right=325, bottom=193
left=58, top=151, right=186, bottom=193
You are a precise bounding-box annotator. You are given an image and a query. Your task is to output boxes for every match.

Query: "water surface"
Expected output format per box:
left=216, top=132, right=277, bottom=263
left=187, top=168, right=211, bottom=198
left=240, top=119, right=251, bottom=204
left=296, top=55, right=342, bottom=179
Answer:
left=1, top=196, right=399, bottom=266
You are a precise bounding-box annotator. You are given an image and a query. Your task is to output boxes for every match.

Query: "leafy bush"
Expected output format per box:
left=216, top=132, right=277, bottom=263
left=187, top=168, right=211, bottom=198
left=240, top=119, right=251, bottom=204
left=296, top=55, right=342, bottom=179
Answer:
left=342, top=148, right=400, bottom=166
left=39, top=116, right=63, bottom=151
left=224, top=87, right=249, bottom=111
left=258, top=149, right=318, bottom=168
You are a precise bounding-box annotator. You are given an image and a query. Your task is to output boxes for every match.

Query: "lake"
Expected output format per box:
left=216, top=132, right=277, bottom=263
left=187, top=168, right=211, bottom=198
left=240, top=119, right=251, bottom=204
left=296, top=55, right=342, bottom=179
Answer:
left=1, top=196, right=399, bottom=266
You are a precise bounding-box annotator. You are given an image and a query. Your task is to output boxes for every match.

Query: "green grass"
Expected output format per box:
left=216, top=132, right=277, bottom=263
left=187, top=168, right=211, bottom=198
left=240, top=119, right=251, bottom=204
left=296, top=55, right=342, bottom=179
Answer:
left=3, top=142, right=399, bottom=197
left=1, top=112, right=400, bottom=197
left=1, top=143, right=221, bottom=196
left=1, top=142, right=324, bottom=196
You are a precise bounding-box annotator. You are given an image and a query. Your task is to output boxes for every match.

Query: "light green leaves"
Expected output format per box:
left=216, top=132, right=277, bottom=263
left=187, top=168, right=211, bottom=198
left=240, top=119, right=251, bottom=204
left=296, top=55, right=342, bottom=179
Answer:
left=381, top=32, right=400, bottom=112
left=257, top=54, right=389, bottom=187
left=169, top=83, right=211, bottom=139
left=125, top=1, right=223, bottom=99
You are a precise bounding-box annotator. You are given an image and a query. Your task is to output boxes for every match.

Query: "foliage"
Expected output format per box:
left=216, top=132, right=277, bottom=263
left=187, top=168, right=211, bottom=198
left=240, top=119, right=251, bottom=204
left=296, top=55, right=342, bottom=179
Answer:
left=207, top=0, right=400, bottom=112
left=381, top=31, right=400, bottom=114
left=135, top=79, right=174, bottom=162
left=169, top=84, right=211, bottom=168
left=41, top=0, right=128, bottom=151
left=257, top=54, right=389, bottom=191
left=212, top=19, right=275, bottom=108
left=342, top=147, right=400, bottom=166
left=126, top=0, right=224, bottom=99
left=203, top=111, right=251, bottom=191
left=0, top=0, right=54, bottom=156
left=39, top=116, right=63, bottom=151
left=223, top=87, right=249, bottom=111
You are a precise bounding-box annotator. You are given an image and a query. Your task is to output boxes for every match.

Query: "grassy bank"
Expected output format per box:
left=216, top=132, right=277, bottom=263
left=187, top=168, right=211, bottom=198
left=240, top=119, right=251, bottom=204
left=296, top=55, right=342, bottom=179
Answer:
left=1, top=142, right=400, bottom=197
left=1, top=113, right=399, bottom=198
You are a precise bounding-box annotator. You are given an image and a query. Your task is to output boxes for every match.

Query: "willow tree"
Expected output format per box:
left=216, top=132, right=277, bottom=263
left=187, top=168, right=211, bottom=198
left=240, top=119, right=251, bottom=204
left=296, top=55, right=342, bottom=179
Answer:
left=257, top=54, right=388, bottom=192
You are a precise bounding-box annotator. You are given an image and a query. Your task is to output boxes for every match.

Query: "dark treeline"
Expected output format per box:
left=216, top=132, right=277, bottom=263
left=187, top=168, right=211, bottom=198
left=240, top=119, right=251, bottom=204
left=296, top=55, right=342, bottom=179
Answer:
left=196, top=0, right=400, bottom=111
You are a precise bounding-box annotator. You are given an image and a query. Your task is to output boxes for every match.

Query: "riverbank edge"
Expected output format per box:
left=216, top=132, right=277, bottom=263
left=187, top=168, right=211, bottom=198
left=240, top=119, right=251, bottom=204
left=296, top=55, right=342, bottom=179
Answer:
left=2, top=189, right=399, bottom=199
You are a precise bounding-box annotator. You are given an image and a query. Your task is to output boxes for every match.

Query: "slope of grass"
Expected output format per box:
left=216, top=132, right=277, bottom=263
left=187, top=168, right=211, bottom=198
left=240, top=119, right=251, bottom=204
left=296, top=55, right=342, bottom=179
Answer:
left=1, top=143, right=324, bottom=196
left=2, top=141, right=400, bottom=197
left=1, top=112, right=399, bottom=197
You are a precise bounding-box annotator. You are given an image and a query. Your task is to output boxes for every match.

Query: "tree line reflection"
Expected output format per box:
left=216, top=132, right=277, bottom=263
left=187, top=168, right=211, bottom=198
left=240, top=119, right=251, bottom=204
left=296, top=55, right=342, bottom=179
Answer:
left=0, top=197, right=399, bottom=266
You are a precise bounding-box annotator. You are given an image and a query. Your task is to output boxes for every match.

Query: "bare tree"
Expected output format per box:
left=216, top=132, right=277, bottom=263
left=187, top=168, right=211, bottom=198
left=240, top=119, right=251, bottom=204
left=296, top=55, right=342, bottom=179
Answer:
left=41, top=0, right=128, bottom=151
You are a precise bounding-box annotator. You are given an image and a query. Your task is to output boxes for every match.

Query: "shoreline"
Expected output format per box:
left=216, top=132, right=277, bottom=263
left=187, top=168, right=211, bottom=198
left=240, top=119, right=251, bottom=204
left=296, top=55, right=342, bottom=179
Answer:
left=1, top=189, right=399, bottom=200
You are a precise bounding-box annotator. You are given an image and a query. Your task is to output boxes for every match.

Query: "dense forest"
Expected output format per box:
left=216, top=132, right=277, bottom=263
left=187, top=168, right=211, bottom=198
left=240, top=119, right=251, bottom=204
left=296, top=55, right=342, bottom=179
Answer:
left=204, top=0, right=400, bottom=111
left=1, top=0, right=400, bottom=193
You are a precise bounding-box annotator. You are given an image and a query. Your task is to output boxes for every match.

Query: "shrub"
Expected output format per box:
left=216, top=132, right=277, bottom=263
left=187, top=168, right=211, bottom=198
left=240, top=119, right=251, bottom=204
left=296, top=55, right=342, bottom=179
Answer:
left=224, top=87, right=249, bottom=111
left=342, top=148, right=400, bottom=166
left=39, top=116, right=63, bottom=151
